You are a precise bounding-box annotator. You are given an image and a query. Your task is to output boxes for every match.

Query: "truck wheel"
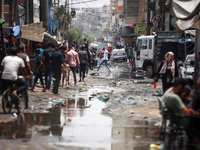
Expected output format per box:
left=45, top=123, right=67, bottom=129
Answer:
left=146, top=65, right=154, bottom=78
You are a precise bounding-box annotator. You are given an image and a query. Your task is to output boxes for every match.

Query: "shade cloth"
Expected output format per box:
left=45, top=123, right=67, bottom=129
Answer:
left=168, top=0, right=200, bottom=30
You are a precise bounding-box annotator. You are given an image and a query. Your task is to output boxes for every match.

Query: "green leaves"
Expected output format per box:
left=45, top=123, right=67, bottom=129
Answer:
left=61, top=28, right=94, bottom=45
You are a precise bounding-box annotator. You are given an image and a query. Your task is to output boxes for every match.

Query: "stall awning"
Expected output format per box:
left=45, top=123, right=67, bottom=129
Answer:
left=120, top=26, right=135, bottom=37
left=168, top=0, right=200, bottom=30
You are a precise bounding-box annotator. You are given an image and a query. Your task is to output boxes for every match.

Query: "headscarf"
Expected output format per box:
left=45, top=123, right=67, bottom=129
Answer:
left=159, top=52, right=175, bottom=76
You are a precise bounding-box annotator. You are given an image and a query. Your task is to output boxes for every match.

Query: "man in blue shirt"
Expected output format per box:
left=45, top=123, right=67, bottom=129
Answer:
left=43, top=41, right=55, bottom=89
left=52, top=44, right=65, bottom=94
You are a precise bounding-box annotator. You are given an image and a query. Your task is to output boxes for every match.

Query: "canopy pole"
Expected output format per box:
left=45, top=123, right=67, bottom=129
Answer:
left=194, top=29, right=200, bottom=89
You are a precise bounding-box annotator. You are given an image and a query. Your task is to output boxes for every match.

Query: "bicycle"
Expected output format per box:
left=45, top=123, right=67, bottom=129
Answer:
left=2, top=83, right=26, bottom=114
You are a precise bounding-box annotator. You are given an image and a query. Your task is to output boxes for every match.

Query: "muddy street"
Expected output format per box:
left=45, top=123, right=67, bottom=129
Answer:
left=0, top=61, right=163, bottom=150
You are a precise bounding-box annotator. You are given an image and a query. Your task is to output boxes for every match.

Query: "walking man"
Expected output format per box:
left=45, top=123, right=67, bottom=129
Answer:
left=78, top=46, right=88, bottom=82
left=66, top=45, right=80, bottom=86
left=52, top=44, right=65, bottom=94
left=43, top=41, right=55, bottom=89
left=83, top=39, right=91, bottom=69
left=97, top=48, right=111, bottom=72
left=17, top=45, right=31, bottom=108
left=30, top=49, right=46, bottom=92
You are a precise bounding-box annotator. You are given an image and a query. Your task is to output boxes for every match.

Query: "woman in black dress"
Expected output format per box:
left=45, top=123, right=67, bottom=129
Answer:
left=155, top=51, right=179, bottom=93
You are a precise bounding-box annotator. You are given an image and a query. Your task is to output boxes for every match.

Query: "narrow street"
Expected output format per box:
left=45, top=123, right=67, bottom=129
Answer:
left=0, top=0, right=199, bottom=149
left=0, top=61, right=162, bottom=150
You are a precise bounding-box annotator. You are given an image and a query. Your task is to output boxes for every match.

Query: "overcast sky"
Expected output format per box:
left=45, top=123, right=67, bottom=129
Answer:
left=60, top=0, right=110, bottom=8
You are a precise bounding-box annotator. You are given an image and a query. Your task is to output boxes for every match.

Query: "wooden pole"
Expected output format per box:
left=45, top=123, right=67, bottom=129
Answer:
left=62, top=0, right=67, bottom=45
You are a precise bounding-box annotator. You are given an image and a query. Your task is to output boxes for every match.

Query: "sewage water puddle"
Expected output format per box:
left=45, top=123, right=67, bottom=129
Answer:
left=0, top=89, right=160, bottom=150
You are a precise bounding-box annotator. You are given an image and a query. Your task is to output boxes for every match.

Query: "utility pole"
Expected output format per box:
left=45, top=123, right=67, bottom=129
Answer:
left=0, top=0, right=2, bottom=18
left=146, top=0, right=150, bottom=35
left=161, top=0, right=165, bottom=31
left=53, top=0, right=60, bottom=40
left=62, top=0, right=67, bottom=45
left=29, top=0, right=33, bottom=23
left=40, top=0, right=49, bottom=32
left=9, top=0, right=12, bottom=26
left=14, top=0, right=20, bottom=25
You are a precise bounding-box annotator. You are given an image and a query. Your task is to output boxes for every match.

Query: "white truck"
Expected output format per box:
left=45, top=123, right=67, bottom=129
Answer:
left=134, top=32, right=185, bottom=78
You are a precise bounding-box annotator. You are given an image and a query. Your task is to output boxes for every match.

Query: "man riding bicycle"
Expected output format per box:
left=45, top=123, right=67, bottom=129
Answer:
left=0, top=47, right=28, bottom=106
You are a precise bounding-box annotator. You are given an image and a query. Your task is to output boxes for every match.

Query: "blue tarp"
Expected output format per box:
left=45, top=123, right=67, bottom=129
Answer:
left=12, top=26, right=21, bottom=38
left=0, top=26, right=21, bottom=38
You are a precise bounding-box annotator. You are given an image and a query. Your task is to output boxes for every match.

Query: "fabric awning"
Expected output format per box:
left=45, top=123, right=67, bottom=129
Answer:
left=168, top=0, right=200, bottom=30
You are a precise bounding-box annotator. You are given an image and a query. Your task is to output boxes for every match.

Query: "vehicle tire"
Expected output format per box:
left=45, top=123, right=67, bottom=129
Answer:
left=2, top=89, right=13, bottom=114
left=16, top=91, right=26, bottom=113
left=146, top=65, right=154, bottom=78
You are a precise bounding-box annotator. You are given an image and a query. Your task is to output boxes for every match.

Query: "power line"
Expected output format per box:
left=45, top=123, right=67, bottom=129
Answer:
left=80, top=0, right=92, bottom=9
left=69, top=0, right=98, bottom=5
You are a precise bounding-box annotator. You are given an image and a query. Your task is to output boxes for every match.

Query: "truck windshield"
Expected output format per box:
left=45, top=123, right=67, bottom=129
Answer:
left=137, top=39, right=147, bottom=51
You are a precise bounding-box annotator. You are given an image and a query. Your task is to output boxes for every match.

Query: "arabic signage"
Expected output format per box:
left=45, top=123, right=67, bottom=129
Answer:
left=136, top=23, right=147, bottom=36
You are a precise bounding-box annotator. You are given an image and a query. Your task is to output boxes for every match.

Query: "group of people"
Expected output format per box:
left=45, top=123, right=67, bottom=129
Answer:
left=0, top=39, right=97, bottom=109
left=155, top=51, right=200, bottom=146
left=31, top=41, right=92, bottom=95
left=155, top=51, right=200, bottom=116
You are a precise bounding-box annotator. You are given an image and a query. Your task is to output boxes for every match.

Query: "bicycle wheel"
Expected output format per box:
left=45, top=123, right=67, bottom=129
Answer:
left=2, top=89, right=13, bottom=114
left=16, top=91, right=26, bottom=113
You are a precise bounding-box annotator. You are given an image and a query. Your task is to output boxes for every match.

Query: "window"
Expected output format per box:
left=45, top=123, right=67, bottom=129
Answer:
left=137, top=39, right=147, bottom=51
left=149, top=39, right=152, bottom=49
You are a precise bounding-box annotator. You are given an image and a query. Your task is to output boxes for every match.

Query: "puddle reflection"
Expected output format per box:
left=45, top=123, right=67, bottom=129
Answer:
left=0, top=92, right=160, bottom=149
left=90, top=72, right=136, bottom=79
left=111, top=118, right=160, bottom=150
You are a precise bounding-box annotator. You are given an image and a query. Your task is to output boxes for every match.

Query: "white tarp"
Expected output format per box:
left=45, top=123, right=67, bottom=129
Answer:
left=21, top=22, right=44, bottom=42
left=168, top=0, right=200, bottom=30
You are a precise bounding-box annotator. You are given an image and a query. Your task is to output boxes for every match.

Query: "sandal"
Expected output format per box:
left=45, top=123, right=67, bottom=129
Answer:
left=28, top=87, right=34, bottom=92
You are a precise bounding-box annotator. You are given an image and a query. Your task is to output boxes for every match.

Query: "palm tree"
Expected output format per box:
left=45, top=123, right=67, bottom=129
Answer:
left=53, top=5, right=72, bottom=31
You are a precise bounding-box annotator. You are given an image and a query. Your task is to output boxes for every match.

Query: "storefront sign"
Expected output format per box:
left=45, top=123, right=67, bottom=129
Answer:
left=136, top=23, right=147, bottom=36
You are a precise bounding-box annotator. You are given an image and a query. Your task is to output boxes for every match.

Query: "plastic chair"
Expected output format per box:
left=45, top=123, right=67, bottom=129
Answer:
left=166, top=107, right=190, bottom=150
left=158, top=97, right=169, bottom=141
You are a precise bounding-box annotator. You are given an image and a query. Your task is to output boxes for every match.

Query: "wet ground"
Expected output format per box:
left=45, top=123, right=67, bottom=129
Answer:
left=0, top=60, right=164, bottom=150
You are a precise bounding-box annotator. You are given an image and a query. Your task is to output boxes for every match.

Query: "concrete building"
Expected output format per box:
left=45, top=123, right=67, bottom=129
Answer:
left=72, top=5, right=110, bottom=39
left=109, top=0, right=124, bottom=45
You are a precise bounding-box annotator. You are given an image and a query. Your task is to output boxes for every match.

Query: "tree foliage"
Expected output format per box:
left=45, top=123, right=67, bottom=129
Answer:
left=62, top=28, right=94, bottom=45
left=53, top=6, right=72, bottom=30
left=102, top=28, right=112, bottom=37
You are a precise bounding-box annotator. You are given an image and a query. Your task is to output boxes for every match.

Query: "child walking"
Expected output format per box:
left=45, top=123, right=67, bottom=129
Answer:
left=62, top=63, right=71, bottom=88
